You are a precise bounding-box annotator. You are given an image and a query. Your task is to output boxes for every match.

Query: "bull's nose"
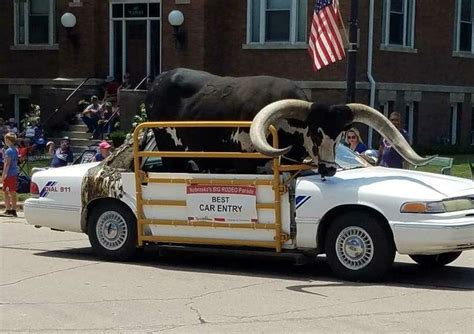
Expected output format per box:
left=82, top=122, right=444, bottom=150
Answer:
left=318, top=164, right=336, bottom=177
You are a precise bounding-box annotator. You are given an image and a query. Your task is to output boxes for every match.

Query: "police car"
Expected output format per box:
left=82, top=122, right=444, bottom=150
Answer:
left=24, top=141, right=474, bottom=282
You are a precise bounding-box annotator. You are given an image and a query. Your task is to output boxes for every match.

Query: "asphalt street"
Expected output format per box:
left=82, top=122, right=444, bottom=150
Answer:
left=1, top=214, right=473, bottom=333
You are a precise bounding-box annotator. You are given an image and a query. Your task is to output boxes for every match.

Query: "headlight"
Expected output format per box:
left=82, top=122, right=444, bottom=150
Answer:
left=401, top=198, right=474, bottom=213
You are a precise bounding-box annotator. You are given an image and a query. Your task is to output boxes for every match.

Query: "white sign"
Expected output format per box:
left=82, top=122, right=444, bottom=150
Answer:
left=186, top=184, right=258, bottom=223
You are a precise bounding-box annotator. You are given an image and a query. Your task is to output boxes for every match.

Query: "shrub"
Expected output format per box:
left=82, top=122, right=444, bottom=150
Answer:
left=126, top=103, right=148, bottom=141
left=20, top=104, right=41, bottom=130
left=109, top=130, right=127, bottom=147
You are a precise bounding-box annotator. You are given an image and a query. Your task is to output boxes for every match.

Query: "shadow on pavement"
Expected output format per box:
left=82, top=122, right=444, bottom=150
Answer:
left=34, top=245, right=474, bottom=292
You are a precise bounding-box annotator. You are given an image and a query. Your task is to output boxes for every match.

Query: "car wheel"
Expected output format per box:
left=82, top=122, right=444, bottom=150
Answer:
left=409, top=252, right=462, bottom=267
left=88, top=202, right=137, bottom=261
left=325, top=212, right=395, bottom=282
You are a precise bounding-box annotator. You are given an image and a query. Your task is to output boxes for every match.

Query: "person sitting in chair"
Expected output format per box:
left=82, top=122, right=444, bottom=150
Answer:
left=50, top=137, right=74, bottom=168
left=92, top=141, right=112, bottom=162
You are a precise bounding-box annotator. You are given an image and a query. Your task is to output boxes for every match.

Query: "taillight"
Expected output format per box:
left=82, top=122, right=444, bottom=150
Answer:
left=30, top=182, right=40, bottom=198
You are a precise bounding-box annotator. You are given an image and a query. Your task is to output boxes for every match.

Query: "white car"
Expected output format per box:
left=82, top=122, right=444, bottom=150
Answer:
left=24, top=144, right=474, bottom=281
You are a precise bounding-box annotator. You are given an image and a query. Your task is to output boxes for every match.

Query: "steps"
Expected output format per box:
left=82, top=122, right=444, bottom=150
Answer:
left=59, top=119, right=101, bottom=153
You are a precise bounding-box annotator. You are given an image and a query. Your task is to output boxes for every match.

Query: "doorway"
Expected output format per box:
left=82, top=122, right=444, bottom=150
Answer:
left=109, top=1, right=161, bottom=89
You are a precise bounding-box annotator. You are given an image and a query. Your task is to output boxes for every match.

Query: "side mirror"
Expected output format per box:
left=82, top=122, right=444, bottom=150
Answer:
left=360, top=149, right=378, bottom=166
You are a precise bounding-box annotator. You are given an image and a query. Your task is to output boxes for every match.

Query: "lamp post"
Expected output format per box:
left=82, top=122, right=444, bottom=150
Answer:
left=346, top=0, right=358, bottom=103
left=168, top=10, right=185, bottom=49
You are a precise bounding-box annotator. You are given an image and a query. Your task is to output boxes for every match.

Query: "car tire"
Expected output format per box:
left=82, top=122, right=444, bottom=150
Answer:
left=324, top=212, right=395, bottom=282
left=88, top=202, right=137, bottom=261
left=409, top=251, right=462, bottom=267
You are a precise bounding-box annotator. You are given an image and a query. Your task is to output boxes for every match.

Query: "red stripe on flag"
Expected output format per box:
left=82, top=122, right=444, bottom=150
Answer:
left=308, top=1, right=345, bottom=71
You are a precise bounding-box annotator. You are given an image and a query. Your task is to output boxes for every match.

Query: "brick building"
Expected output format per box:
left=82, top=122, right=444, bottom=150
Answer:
left=0, top=0, right=473, bottom=148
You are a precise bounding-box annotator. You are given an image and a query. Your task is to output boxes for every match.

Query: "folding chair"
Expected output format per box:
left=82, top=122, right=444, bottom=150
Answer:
left=73, top=148, right=98, bottom=165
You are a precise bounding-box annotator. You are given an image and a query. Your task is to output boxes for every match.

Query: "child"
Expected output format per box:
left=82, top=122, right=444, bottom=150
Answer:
left=2, top=132, right=19, bottom=217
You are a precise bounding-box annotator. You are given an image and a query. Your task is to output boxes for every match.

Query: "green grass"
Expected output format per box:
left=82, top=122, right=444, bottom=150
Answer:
left=2, top=155, right=473, bottom=204
left=1, top=158, right=50, bottom=204
left=411, top=154, right=474, bottom=179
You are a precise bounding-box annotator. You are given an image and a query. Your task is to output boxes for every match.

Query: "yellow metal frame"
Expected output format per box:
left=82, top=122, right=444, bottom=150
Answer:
left=132, top=121, right=306, bottom=252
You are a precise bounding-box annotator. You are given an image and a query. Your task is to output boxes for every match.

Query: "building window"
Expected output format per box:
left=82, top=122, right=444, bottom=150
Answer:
left=471, top=105, right=474, bottom=145
left=14, top=0, right=56, bottom=45
left=369, top=101, right=394, bottom=147
left=379, top=101, right=395, bottom=117
left=405, top=102, right=417, bottom=145
left=454, top=0, right=474, bottom=53
left=247, top=0, right=307, bottom=44
left=470, top=105, right=474, bottom=144
left=382, top=0, right=416, bottom=47
left=450, top=103, right=462, bottom=145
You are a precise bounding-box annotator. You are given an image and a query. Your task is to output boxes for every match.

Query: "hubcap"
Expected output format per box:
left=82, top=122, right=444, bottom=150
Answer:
left=335, top=226, right=374, bottom=270
left=96, top=211, right=128, bottom=251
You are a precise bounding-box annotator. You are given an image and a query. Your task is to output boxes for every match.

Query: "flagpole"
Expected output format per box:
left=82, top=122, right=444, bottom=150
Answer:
left=346, top=0, right=359, bottom=103
left=337, top=7, right=349, bottom=47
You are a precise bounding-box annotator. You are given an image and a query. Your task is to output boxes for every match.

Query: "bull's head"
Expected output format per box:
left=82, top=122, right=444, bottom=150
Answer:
left=250, top=99, right=434, bottom=177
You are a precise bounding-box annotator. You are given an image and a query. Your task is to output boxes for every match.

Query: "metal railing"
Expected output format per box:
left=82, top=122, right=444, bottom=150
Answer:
left=132, top=121, right=309, bottom=252
left=42, top=77, right=91, bottom=127
left=134, top=76, right=148, bottom=90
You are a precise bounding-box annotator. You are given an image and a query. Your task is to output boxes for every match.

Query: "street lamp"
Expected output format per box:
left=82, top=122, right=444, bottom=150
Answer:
left=168, top=10, right=186, bottom=49
left=61, top=12, right=78, bottom=46
left=61, top=12, right=77, bottom=30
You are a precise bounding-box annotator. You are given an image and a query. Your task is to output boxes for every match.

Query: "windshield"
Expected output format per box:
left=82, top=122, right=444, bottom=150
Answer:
left=139, top=137, right=369, bottom=172
left=335, top=144, right=370, bottom=170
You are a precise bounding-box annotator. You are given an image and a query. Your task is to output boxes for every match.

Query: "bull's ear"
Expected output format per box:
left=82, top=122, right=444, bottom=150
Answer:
left=331, top=105, right=354, bottom=126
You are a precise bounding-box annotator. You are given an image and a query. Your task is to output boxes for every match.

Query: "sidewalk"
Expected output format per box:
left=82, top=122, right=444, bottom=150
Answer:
left=0, top=202, right=24, bottom=210
left=0, top=210, right=25, bottom=223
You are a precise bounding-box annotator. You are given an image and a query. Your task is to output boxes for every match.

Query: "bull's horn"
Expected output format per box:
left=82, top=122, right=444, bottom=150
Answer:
left=250, top=99, right=312, bottom=157
left=347, top=103, right=436, bottom=166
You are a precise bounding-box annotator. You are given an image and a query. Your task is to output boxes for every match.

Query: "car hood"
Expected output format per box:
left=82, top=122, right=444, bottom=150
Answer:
left=299, top=167, right=473, bottom=201
left=32, top=162, right=101, bottom=180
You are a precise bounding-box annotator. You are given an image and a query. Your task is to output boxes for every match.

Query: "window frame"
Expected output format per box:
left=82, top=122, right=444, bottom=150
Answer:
left=470, top=104, right=474, bottom=145
left=454, top=0, right=474, bottom=54
left=450, top=103, right=462, bottom=145
left=246, top=0, right=307, bottom=46
left=405, top=101, right=417, bottom=145
left=13, top=0, right=56, bottom=46
left=381, top=0, right=416, bottom=49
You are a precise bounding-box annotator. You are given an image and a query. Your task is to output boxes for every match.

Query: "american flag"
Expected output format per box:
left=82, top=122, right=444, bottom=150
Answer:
left=308, top=0, right=346, bottom=71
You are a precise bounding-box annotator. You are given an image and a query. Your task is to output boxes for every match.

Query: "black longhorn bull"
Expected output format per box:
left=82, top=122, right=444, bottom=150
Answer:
left=146, top=68, right=433, bottom=176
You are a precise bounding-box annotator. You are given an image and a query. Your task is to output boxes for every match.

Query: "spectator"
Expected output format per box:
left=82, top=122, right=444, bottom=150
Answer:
left=146, top=75, right=154, bottom=90
left=17, top=139, right=30, bottom=164
left=98, top=102, right=119, bottom=139
left=50, top=137, right=74, bottom=168
left=103, top=76, right=120, bottom=105
left=2, top=132, right=19, bottom=217
left=0, top=118, right=7, bottom=139
left=23, top=122, right=37, bottom=140
left=7, top=119, right=18, bottom=135
left=32, top=124, right=46, bottom=154
left=345, top=127, right=368, bottom=153
left=0, top=144, right=4, bottom=172
left=93, top=141, right=112, bottom=162
left=378, top=112, right=410, bottom=169
left=117, top=72, right=132, bottom=107
left=81, top=96, right=101, bottom=135
left=119, top=72, right=132, bottom=90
